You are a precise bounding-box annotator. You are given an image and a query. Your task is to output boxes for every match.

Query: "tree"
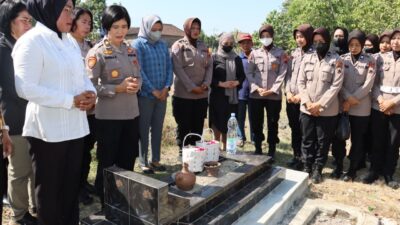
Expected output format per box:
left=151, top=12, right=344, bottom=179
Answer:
left=262, top=0, right=400, bottom=51
left=76, top=0, right=106, bottom=40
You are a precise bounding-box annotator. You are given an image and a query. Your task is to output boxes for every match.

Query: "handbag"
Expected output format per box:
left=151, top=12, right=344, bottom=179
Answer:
left=336, top=112, right=351, bottom=141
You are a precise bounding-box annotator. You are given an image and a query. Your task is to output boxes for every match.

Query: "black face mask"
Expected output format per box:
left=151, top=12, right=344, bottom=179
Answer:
left=364, top=47, right=374, bottom=54
left=314, top=42, right=329, bottom=57
left=222, top=45, right=233, bottom=53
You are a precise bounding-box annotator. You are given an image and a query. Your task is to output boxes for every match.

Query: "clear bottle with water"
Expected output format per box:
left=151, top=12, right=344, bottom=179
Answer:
left=227, top=113, right=238, bottom=154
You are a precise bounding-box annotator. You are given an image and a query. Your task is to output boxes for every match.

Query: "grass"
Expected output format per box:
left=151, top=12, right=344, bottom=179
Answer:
left=2, top=98, right=400, bottom=223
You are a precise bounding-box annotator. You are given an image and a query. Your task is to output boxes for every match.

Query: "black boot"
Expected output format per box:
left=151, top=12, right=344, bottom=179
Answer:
left=343, top=163, right=357, bottom=182
left=361, top=171, right=379, bottom=184
left=343, top=170, right=356, bottom=182
left=384, top=175, right=399, bottom=189
left=311, top=165, right=323, bottom=184
left=330, top=161, right=343, bottom=179
left=267, top=144, right=276, bottom=163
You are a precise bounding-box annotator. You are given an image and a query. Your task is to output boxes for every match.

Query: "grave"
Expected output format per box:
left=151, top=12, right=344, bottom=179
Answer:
left=81, top=151, right=308, bottom=225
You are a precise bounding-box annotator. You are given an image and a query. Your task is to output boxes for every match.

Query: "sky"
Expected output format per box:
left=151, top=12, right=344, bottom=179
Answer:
left=105, top=0, right=284, bottom=35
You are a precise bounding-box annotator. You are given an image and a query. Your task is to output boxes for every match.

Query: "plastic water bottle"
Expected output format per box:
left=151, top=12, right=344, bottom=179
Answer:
left=227, top=113, right=238, bottom=154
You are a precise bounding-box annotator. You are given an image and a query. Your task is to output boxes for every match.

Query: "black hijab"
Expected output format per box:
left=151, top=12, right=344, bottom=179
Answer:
left=27, top=0, right=74, bottom=38
left=293, top=24, right=314, bottom=51
left=365, top=34, right=379, bottom=54
left=332, top=27, right=349, bottom=55
left=348, top=30, right=366, bottom=62
left=391, top=29, right=400, bottom=61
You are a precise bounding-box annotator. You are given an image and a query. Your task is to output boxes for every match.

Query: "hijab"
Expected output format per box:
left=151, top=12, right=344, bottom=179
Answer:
left=259, top=24, right=274, bottom=51
left=183, top=17, right=201, bottom=47
left=365, top=34, right=379, bottom=54
left=332, top=27, right=349, bottom=55
left=313, top=27, right=331, bottom=59
left=27, top=0, right=74, bottom=38
left=348, top=30, right=366, bottom=62
left=138, top=14, right=162, bottom=44
left=391, top=29, right=400, bottom=61
left=293, top=24, right=314, bottom=51
left=216, top=32, right=238, bottom=104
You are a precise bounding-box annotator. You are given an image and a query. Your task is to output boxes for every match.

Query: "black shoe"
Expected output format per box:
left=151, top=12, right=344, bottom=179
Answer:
left=141, top=167, right=155, bottom=174
left=330, top=166, right=343, bottom=179
left=16, top=212, right=38, bottom=225
left=311, top=168, right=323, bottom=184
left=267, top=145, right=276, bottom=158
left=361, top=171, right=379, bottom=184
left=150, top=162, right=166, bottom=172
left=79, top=189, right=94, bottom=205
left=343, top=171, right=356, bottom=182
left=384, top=175, right=399, bottom=189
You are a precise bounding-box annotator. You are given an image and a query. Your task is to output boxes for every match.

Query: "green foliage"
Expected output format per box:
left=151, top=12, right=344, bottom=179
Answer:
left=199, top=31, right=219, bottom=51
left=262, top=0, right=400, bottom=51
left=76, top=0, right=107, bottom=41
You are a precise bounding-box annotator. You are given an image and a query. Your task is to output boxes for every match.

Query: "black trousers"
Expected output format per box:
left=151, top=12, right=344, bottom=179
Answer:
left=347, top=116, right=369, bottom=170
left=249, top=98, right=281, bottom=149
left=95, top=118, right=139, bottom=205
left=331, top=114, right=346, bottom=163
left=300, top=113, right=338, bottom=167
left=28, top=137, right=84, bottom=225
left=370, top=109, right=400, bottom=176
left=237, top=99, right=253, bottom=142
left=81, top=115, right=97, bottom=187
left=172, top=97, right=208, bottom=149
left=286, top=102, right=302, bottom=158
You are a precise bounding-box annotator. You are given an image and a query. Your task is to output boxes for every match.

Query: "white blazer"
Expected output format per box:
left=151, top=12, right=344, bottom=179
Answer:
left=12, top=22, right=96, bottom=142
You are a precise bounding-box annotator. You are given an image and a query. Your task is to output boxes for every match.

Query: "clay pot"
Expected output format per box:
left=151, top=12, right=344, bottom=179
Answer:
left=175, top=163, right=196, bottom=191
left=204, top=161, right=221, bottom=177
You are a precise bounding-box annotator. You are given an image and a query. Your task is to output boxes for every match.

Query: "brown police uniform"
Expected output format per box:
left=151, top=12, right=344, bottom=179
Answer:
left=285, top=47, right=309, bottom=161
left=369, top=51, right=400, bottom=178
left=336, top=53, right=376, bottom=174
left=298, top=50, right=344, bottom=169
left=171, top=37, right=212, bottom=149
left=85, top=37, right=141, bottom=205
left=246, top=46, right=288, bottom=155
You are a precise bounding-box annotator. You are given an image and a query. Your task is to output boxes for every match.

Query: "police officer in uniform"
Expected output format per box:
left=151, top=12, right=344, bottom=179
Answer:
left=171, top=17, right=212, bottom=152
left=298, top=27, right=344, bottom=184
left=338, top=30, right=376, bottom=181
left=285, top=24, right=314, bottom=170
left=86, top=5, right=141, bottom=206
left=247, top=24, right=288, bottom=158
left=363, top=29, right=400, bottom=189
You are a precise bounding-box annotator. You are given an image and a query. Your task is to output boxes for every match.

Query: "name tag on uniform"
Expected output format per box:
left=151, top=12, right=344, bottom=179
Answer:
left=105, top=56, right=117, bottom=59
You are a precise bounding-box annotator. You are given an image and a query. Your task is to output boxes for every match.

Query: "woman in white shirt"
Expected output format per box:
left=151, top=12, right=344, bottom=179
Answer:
left=12, top=0, right=96, bottom=224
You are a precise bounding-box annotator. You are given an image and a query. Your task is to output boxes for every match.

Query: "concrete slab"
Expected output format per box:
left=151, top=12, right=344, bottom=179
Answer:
left=233, top=168, right=309, bottom=225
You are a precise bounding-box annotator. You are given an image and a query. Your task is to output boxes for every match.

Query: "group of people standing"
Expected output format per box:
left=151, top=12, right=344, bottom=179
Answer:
left=286, top=25, right=400, bottom=188
left=0, top=0, right=399, bottom=225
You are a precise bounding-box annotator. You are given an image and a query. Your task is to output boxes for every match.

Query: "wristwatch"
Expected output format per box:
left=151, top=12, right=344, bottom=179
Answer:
left=1, top=125, right=9, bottom=131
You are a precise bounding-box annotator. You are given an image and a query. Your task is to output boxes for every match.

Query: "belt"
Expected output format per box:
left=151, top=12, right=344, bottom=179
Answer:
left=380, top=85, right=400, bottom=94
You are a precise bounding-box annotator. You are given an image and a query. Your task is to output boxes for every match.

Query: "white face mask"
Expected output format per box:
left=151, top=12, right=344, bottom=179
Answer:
left=260, top=37, right=273, bottom=47
left=149, top=31, right=162, bottom=42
